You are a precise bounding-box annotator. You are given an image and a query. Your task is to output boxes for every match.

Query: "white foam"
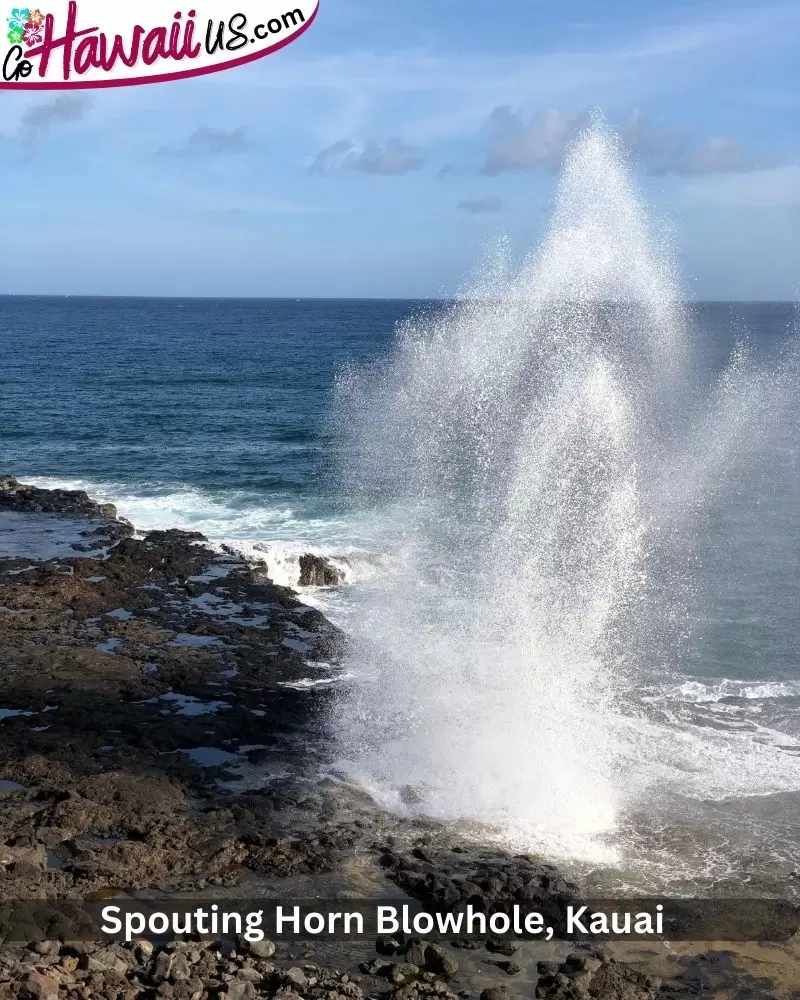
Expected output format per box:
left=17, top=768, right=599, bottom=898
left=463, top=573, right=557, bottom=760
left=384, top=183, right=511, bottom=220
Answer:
left=646, top=678, right=800, bottom=704
left=609, top=706, right=800, bottom=804
left=22, top=475, right=385, bottom=578
left=278, top=673, right=353, bottom=691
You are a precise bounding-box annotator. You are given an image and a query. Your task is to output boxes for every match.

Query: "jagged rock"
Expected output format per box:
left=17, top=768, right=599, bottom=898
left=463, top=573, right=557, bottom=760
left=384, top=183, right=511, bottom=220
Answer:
left=404, top=939, right=427, bottom=967
left=298, top=554, right=343, bottom=587
left=535, top=953, right=661, bottom=1000
left=485, top=939, right=518, bottom=956
left=424, top=945, right=458, bottom=979
left=19, top=973, right=59, bottom=1000
left=32, top=941, right=60, bottom=957
left=360, top=959, right=391, bottom=977
left=135, top=940, right=154, bottom=962
left=247, top=939, right=276, bottom=959
left=170, top=953, right=192, bottom=981
left=236, top=968, right=265, bottom=983
left=84, top=948, right=129, bottom=977
left=390, top=962, right=421, bottom=985
left=153, top=951, right=173, bottom=982
left=222, top=982, right=254, bottom=1000
left=486, top=960, right=520, bottom=976
left=283, top=968, right=308, bottom=990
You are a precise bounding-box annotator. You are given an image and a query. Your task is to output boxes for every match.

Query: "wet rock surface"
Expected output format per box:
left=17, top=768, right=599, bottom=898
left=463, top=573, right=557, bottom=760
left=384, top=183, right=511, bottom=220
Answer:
left=297, top=557, right=343, bottom=589
left=0, top=479, right=790, bottom=998
left=0, top=479, right=351, bottom=899
left=0, top=478, right=123, bottom=523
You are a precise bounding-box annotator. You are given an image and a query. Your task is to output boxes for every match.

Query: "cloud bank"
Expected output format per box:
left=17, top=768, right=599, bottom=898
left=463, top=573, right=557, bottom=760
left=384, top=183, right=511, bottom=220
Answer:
left=482, top=107, right=771, bottom=176
left=311, top=139, right=423, bottom=175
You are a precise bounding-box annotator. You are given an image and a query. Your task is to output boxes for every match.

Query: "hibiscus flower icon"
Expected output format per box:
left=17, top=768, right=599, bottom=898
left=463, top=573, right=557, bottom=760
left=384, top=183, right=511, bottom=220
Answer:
left=23, top=19, right=41, bottom=44
left=7, top=7, right=30, bottom=31
left=27, top=7, right=44, bottom=26
left=7, top=25, right=24, bottom=44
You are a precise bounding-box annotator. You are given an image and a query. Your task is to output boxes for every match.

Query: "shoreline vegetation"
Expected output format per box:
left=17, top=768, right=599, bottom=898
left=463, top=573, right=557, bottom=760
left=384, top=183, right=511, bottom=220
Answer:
left=0, top=476, right=795, bottom=999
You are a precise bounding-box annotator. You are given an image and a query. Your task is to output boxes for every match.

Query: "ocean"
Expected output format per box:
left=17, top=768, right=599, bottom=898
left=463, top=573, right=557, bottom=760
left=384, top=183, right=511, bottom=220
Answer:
left=0, top=295, right=412, bottom=592
left=2, top=293, right=799, bottom=896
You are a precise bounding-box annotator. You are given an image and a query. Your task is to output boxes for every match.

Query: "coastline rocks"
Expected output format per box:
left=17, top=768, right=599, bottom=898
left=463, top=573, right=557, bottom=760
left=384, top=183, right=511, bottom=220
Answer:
left=18, top=972, right=59, bottom=1000
left=0, top=478, right=347, bottom=900
left=535, top=952, right=661, bottom=1000
left=246, top=939, right=276, bottom=960
left=378, top=842, right=578, bottom=927
left=422, top=945, right=458, bottom=979
left=0, top=476, right=134, bottom=563
left=298, top=554, right=344, bottom=587
left=0, top=476, right=125, bottom=525
left=0, top=943, right=371, bottom=1000
left=0, top=477, right=702, bottom=1000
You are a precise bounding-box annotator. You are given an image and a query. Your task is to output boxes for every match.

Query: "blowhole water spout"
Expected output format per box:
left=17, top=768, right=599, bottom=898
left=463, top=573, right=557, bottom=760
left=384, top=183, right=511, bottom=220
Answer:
left=330, top=121, right=799, bottom=868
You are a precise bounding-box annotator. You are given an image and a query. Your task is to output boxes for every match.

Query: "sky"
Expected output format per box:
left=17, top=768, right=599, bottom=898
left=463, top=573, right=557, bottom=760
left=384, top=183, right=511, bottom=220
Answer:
left=0, top=0, right=798, bottom=299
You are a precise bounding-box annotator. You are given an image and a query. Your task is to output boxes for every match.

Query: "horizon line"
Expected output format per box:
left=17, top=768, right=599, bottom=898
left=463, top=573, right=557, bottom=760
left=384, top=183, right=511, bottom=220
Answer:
left=0, top=294, right=796, bottom=305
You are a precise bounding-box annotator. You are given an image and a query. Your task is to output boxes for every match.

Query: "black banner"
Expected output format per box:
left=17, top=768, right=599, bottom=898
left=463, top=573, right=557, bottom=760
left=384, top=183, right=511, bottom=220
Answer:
left=0, top=898, right=798, bottom=944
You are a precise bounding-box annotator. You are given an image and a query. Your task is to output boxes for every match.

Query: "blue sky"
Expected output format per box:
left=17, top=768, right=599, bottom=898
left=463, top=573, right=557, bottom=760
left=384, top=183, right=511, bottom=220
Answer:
left=0, top=0, right=798, bottom=299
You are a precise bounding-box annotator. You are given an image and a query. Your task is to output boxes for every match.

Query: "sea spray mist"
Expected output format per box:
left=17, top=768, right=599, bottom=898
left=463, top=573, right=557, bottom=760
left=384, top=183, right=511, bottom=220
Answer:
left=329, top=121, right=798, bottom=867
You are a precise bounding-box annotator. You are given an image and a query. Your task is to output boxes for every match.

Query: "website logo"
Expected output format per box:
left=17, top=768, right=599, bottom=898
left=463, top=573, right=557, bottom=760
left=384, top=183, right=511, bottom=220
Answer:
left=1, top=1, right=318, bottom=89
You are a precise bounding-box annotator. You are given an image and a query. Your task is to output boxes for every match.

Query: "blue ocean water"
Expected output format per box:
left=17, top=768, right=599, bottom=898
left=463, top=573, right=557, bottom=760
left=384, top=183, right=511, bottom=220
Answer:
left=1, top=296, right=433, bottom=583
left=1, top=295, right=798, bottom=624
left=2, top=296, right=800, bottom=889
left=1, top=292, right=795, bottom=656
left=0, top=297, right=792, bottom=489
left=0, top=295, right=413, bottom=496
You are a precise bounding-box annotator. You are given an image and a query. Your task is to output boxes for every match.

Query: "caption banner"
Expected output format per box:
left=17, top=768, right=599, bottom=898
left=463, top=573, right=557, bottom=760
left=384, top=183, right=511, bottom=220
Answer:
left=0, top=899, right=798, bottom=945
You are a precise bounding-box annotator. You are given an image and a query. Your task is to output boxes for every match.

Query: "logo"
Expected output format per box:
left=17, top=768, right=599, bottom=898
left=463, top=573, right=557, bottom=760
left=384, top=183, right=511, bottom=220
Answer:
left=1, top=1, right=319, bottom=89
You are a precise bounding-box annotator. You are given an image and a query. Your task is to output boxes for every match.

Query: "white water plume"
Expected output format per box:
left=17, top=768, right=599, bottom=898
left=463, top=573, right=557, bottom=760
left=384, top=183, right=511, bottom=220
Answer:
left=331, top=122, right=798, bottom=863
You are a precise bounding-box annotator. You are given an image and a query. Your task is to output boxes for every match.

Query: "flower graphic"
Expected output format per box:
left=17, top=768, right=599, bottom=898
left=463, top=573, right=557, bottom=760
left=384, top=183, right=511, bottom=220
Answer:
left=7, top=7, right=30, bottom=31
left=7, top=25, right=23, bottom=43
left=27, top=7, right=44, bottom=26
left=22, top=20, right=41, bottom=44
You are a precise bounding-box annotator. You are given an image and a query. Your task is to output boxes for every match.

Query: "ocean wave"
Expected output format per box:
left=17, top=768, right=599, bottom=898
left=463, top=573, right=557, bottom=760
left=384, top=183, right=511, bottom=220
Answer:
left=641, top=677, right=800, bottom=704
left=21, top=475, right=393, bottom=591
left=213, top=538, right=393, bottom=589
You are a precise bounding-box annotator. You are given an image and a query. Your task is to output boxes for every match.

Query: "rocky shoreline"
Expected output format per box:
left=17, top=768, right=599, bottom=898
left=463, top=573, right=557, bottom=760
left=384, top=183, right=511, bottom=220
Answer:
left=0, top=478, right=795, bottom=999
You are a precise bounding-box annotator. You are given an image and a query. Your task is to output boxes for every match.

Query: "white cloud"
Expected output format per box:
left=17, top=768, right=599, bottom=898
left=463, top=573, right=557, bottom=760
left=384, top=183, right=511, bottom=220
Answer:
left=481, top=106, right=769, bottom=176
left=310, top=138, right=423, bottom=175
